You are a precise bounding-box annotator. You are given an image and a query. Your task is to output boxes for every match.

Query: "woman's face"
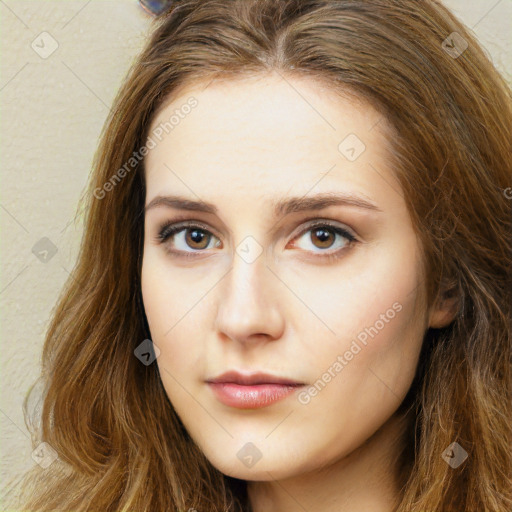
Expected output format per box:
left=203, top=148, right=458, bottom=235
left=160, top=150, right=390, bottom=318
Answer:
left=141, top=73, right=440, bottom=480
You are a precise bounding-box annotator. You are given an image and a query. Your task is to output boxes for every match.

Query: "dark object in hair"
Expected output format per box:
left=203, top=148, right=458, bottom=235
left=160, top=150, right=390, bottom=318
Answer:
left=139, top=0, right=175, bottom=16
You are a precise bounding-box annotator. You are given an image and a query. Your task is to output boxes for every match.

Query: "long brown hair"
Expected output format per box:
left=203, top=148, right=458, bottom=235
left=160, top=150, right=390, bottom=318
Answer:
left=4, top=1, right=511, bottom=510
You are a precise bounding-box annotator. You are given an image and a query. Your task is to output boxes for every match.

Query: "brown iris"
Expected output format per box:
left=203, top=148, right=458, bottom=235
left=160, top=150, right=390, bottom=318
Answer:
left=310, top=227, right=336, bottom=249
left=185, top=228, right=210, bottom=250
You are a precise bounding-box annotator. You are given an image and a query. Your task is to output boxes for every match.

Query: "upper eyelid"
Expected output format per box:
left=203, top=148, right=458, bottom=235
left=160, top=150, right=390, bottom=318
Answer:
left=294, top=220, right=356, bottom=237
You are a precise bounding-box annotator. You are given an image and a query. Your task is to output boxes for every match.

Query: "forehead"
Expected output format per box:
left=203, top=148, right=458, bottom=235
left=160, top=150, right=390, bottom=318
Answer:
left=144, top=72, right=397, bottom=210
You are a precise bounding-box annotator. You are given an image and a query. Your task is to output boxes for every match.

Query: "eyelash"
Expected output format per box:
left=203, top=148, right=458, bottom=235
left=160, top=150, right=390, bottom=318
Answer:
left=154, top=219, right=358, bottom=263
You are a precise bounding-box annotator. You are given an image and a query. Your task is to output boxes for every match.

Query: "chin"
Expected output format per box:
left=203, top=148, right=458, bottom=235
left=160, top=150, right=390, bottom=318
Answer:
left=201, top=442, right=310, bottom=482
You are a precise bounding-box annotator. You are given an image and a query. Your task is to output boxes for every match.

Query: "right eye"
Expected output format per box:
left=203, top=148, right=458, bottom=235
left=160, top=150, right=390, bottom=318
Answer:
left=156, top=222, right=222, bottom=255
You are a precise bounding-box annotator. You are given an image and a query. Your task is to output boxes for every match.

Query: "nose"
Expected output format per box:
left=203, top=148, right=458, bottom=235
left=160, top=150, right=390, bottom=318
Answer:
left=215, top=250, right=285, bottom=345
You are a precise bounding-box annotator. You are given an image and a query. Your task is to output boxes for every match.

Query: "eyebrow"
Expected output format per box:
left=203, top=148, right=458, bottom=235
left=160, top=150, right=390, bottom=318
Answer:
left=144, top=192, right=382, bottom=217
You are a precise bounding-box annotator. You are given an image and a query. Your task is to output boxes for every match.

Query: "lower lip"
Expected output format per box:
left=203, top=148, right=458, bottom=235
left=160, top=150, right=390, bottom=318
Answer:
left=207, top=382, right=304, bottom=409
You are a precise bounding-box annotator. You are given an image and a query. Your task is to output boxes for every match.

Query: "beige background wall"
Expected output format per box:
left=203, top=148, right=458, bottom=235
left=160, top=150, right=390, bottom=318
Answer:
left=1, top=0, right=510, bottom=503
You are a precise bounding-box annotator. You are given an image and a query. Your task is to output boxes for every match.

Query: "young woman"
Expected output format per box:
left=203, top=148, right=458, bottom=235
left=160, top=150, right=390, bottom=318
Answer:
left=5, top=0, right=511, bottom=510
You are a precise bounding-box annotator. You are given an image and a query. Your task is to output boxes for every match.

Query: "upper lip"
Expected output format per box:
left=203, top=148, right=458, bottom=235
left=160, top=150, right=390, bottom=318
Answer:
left=206, top=370, right=304, bottom=386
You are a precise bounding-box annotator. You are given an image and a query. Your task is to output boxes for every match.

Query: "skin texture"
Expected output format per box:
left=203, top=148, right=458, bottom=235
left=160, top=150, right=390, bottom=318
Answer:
left=141, top=72, right=456, bottom=512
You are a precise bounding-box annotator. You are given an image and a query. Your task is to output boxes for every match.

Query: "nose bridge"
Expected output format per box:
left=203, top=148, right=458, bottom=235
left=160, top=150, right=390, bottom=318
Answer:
left=215, top=244, right=284, bottom=342
left=228, top=248, right=268, bottom=305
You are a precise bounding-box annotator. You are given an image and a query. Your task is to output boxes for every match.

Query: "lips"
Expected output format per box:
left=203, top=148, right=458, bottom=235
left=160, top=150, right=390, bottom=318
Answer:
left=205, top=370, right=305, bottom=409
left=207, top=370, right=304, bottom=386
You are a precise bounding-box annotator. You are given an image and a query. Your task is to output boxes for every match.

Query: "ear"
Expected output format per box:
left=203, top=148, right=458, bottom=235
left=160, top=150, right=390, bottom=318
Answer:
left=428, top=283, right=460, bottom=329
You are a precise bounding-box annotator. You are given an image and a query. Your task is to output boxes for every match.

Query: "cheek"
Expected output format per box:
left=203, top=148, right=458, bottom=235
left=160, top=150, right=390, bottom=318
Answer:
left=141, top=251, right=210, bottom=387
left=300, top=294, right=421, bottom=402
left=293, top=236, right=422, bottom=348
left=296, top=239, right=425, bottom=407
left=293, top=292, right=424, bottom=463
left=141, top=249, right=211, bottom=339
left=141, top=259, right=172, bottom=341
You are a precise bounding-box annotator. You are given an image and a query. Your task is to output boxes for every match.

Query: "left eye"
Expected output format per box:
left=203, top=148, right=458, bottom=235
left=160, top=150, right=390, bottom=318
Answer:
left=290, top=224, right=356, bottom=253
